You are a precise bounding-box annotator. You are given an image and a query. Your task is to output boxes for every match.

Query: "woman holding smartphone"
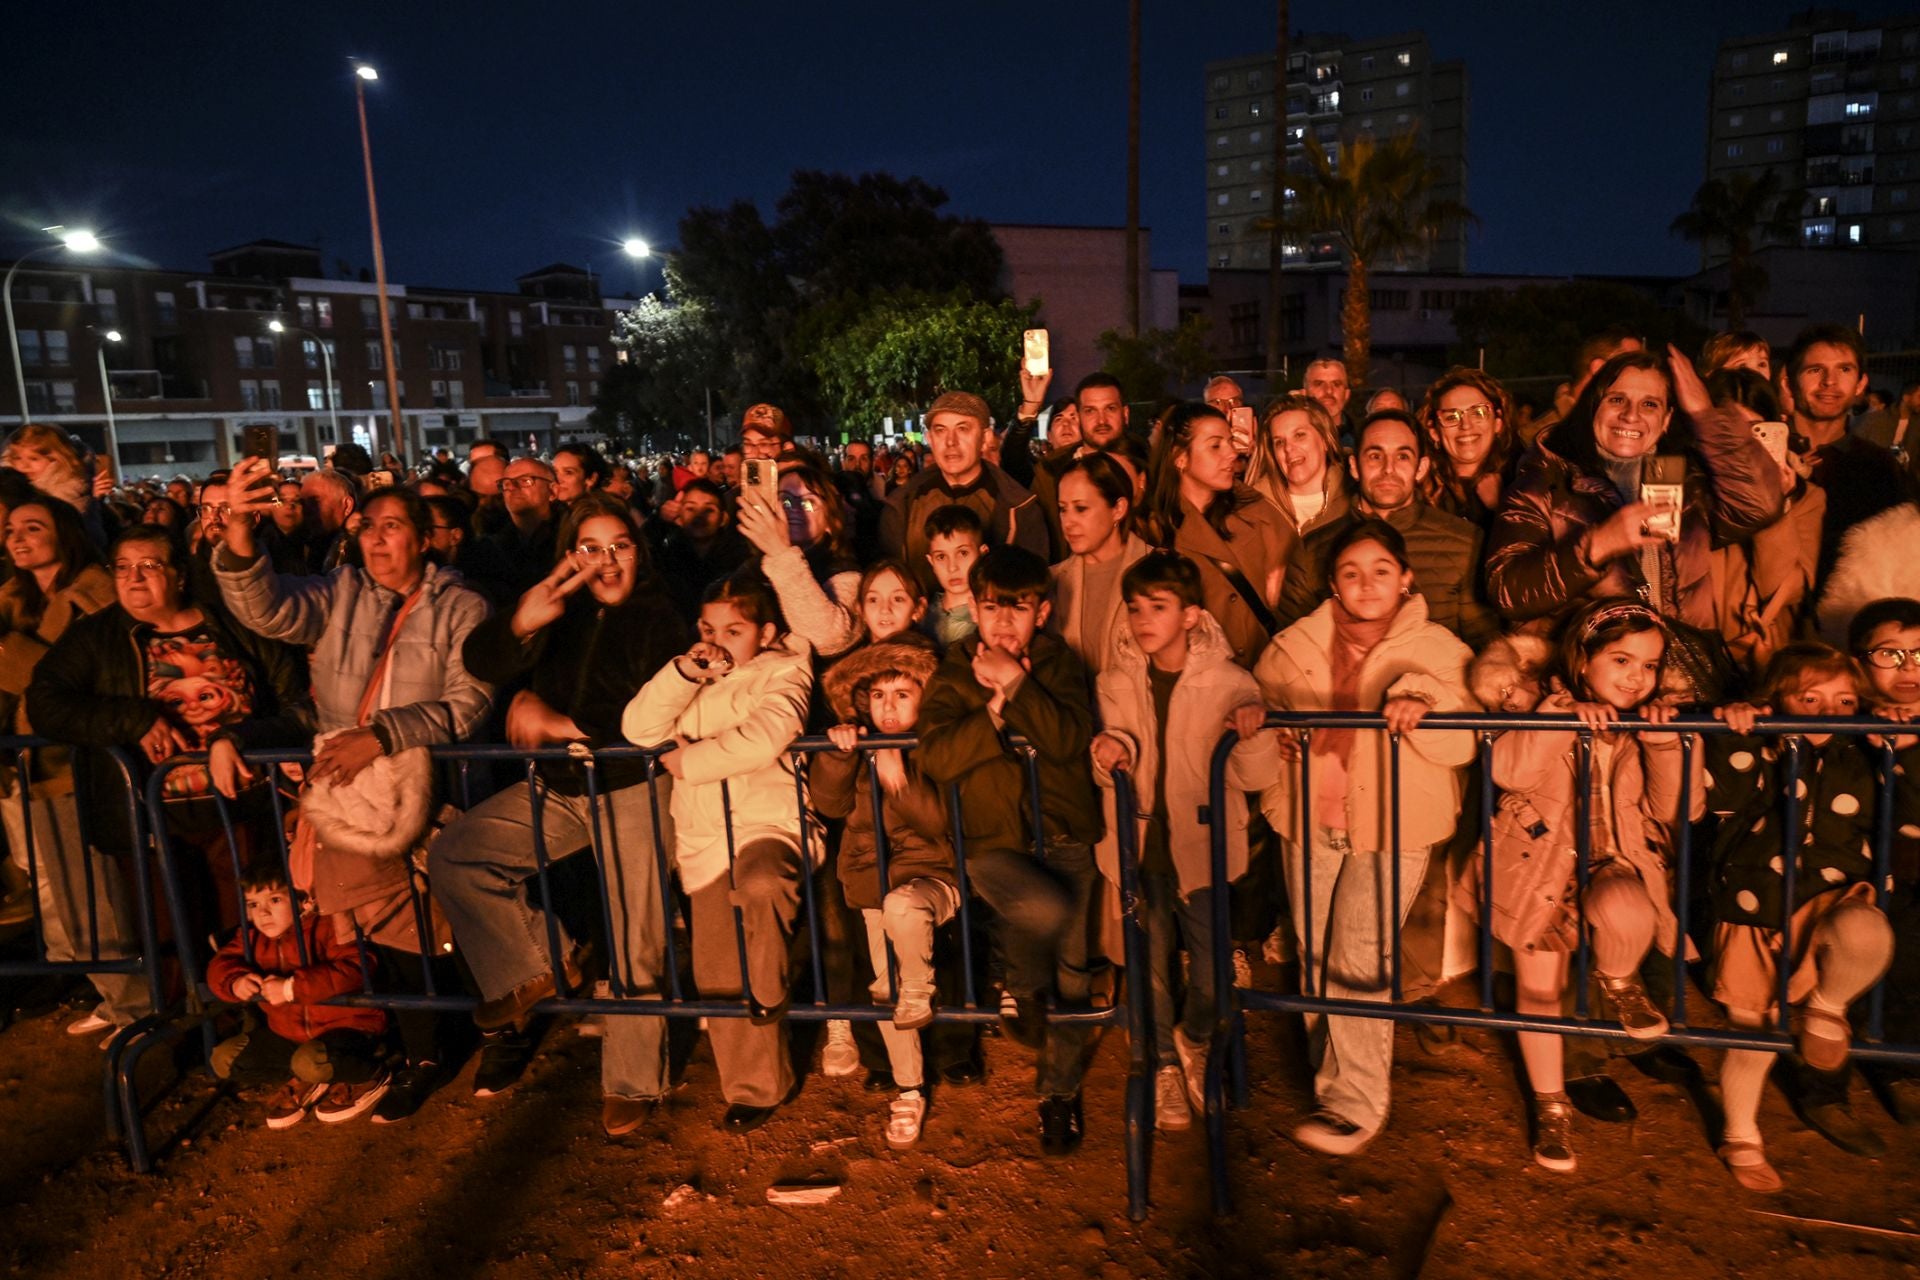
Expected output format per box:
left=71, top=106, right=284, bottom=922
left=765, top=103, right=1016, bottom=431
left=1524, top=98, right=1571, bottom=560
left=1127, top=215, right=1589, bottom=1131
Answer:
left=734, top=450, right=862, bottom=659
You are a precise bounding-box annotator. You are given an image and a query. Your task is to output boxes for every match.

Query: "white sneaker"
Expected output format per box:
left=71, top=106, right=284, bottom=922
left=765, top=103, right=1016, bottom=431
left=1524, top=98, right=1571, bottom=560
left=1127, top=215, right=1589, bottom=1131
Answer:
left=821, top=1019, right=859, bottom=1077
left=1292, top=1108, right=1379, bottom=1157
left=885, top=1088, right=926, bottom=1149
left=1232, top=948, right=1253, bottom=989
left=1155, top=1065, right=1192, bottom=1131
left=1172, top=1025, right=1208, bottom=1116
left=892, top=986, right=935, bottom=1031
left=66, top=1011, right=112, bottom=1037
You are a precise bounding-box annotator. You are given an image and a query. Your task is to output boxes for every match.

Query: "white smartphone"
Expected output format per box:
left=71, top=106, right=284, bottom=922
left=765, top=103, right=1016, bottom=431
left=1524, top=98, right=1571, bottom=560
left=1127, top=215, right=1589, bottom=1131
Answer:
left=1751, top=420, right=1789, bottom=470
left=1023, top=329, right=1049, bottom=378
left=741, top=456, right=780, bottom=510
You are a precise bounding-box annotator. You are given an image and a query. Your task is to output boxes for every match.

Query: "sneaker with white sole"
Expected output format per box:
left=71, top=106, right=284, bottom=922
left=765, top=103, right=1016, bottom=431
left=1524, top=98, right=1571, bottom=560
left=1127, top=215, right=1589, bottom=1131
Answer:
left=1598, top=973, right=1669, bottom=1040
left=1155, top=1065, right=1192, bottom=1130
left=892, top=986, right=935, bottom=1031
left=1232, top=948, right=1253, bottom=989
left=1172, top=1025, right=1209, bottom=1116
left=1531, top=1093, right=1578, bottom=1172
left=885, top=1089, right=927, bottom=1149
left=821, top=1019, right=859, bottom=1078
left=314, top=1071, right=391, bottom=1124
left=264, top=1079, right=329, bottom=1130
left=1292, top=1108, right=1378, bottom=1156
left=65, top=1010, right=112, bottom=1037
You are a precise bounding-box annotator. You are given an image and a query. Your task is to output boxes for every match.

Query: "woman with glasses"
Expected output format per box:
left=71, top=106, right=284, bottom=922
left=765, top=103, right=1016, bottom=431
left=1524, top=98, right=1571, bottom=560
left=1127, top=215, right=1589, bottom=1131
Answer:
left=1418, top=368, right=1519, bottom=531
left=432, top=491, right=693, bottom=1135
left=734, top=450, right=862, bottom=659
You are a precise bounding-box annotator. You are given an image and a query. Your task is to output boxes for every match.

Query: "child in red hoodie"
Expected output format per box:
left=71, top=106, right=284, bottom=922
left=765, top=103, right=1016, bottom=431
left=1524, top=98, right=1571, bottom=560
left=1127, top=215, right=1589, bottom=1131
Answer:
left=206, top=866, right=391, bottom=1129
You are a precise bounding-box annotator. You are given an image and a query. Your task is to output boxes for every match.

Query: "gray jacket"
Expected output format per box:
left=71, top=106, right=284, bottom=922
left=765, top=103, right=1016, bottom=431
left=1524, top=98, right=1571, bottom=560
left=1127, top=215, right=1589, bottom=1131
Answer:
left=214, top=549, right=494, bottom=750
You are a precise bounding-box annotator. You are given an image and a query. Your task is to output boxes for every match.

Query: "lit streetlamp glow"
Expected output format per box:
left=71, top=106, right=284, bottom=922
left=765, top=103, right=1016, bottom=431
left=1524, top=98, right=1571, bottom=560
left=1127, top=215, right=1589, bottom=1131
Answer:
left=61, top=230, right=101, bottom=253
left=622, top=238, right=650, bottom=260
left=269, top=318, right=339, bottom=446
left=6, top=225, right=105, bottom=422
left=355, top=64, right=379, bottom=81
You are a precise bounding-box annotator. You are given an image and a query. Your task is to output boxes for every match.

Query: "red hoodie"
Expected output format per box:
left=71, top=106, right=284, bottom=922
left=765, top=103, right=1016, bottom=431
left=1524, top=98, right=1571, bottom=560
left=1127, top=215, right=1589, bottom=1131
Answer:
left=206, top=914, right=388, bottom=1043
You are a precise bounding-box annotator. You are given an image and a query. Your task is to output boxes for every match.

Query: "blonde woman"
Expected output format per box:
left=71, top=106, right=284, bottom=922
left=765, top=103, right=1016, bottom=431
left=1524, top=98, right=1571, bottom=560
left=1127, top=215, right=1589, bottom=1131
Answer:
left=1246, top=394, right=1350, bottom=536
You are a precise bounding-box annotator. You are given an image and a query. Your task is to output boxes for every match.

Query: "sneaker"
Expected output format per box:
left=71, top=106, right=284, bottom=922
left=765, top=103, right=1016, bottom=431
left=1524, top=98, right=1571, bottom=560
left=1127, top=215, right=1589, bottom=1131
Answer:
left=1172, top=1025, right=1208, bottom=1116
left=602, top=1096, right=656, bottom=1137
left=885, top=1089, right=927, bottom=1149
left=65, top=1011, right=112, bottom=1037
left=473, top=1030, right=537, bottom=1098
left=371, top=1063, right=439, bottom=1124
left=314, top=1071, right=390, bottom=1124
left=1232, top=948, right=1253, bottom=989
left=1292, top=1108, right=1377, bottom=1156
left=893, top=986, right=935, bottom=1031
left=821, top=1019, right=859, bottom=1078
left=1598, top=974, right=1669, bottom=1040
left=1039, top=1093, right=1084, bottom=1156
left=264, top=1078, right=328, bottom=1130
left=1531, top=1093, right=1577, bottom=1173
left=1155, top=1065, right=1192, bottom=1131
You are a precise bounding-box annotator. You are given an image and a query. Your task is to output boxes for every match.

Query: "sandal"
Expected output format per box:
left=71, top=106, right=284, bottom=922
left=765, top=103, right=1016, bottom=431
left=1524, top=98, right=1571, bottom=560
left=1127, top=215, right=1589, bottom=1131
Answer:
left=1717, top=1140, right=1783, bottom=1193
left=1794, top=1007, right=1851, bottom=1073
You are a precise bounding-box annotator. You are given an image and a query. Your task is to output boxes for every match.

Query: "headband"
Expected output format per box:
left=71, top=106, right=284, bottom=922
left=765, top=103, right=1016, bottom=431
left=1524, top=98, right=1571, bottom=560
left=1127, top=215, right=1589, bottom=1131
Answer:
left=1577, top=600, right=1664, bottom=645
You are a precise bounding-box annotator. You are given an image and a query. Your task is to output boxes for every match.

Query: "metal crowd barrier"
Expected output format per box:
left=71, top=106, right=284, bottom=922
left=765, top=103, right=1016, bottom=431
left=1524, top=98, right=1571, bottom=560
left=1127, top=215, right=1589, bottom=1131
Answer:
left=117, top=738, right=1162, bottom=1219
left=1202, top=710, right=1920, bottom=1214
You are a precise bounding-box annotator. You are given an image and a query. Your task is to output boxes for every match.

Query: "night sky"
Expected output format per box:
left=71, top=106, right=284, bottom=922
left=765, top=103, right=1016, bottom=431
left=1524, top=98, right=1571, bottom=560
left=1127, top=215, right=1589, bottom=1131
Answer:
left=3, top=2, right=1906, bottom=291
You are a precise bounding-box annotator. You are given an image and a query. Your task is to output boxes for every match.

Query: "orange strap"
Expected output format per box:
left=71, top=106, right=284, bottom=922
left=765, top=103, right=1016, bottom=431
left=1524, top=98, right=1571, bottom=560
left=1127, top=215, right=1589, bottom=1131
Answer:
left=354, top=586, right=425, bottom=727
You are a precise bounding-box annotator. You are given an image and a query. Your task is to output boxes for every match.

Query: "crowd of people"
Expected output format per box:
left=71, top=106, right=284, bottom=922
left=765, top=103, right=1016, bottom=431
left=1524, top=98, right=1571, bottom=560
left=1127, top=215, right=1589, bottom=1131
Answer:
left=2, top=321, right=1919, bottom=1190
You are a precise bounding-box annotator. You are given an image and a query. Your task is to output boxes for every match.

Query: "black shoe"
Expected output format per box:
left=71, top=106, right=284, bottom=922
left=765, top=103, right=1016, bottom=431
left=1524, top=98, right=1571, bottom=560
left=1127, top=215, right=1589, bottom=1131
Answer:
left=862, top=1068, right=896, bottom=1094
left=371, top=1062, right=440, bottom=1124
left=721, top=1102, right=777, bottom=1133
left=1565, top=1074, right=1636, bottom=1124
left=1411, top=1018, right=1460, bottom=1056
left=939, top=1058, right=984, bottom=1088
left=472, top=1031, right=536, bottom=1098
left=1628, top=1044, right=1703, bottom=1086
left=1798, top=1098, right=1888, bottom=1157
left=1039, top=1094, right=1084, bottom=1156
left=1001, top=995, right=1047, bottom=1053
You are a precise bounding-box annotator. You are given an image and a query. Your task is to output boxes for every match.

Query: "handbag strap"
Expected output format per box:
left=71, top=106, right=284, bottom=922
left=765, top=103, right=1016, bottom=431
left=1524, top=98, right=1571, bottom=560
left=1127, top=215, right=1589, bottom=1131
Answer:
left=355, top=586, right=425, bottom=727
left=1207, top=556, right=1281, bottom=637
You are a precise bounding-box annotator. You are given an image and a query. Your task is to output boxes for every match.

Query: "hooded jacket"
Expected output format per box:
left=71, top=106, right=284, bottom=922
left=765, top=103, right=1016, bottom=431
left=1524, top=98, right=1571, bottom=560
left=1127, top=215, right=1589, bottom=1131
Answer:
left=810, top=741, right=957, bottom=913
left=1092, top=611, right=1280, bottom=898
left=206, top=912, right=388, bottom=1043
left=1814, top=500, right=1920, bottom=647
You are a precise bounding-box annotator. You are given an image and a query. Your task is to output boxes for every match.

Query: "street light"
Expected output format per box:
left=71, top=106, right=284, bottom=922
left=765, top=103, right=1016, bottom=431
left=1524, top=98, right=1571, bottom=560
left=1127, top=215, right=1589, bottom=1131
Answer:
left=351, top=60, right=402, bottom=462
left=5, top=225, right=104, bottom=422
left=95, top=328, right=122, bottom=474
left=270, top=318, right=339, bottom=446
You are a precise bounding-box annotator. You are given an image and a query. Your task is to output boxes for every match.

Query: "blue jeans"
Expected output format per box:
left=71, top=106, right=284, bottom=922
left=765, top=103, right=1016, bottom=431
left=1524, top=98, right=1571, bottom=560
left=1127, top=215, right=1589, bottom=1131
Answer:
left=1140, top=872, right=1216, bottom=1067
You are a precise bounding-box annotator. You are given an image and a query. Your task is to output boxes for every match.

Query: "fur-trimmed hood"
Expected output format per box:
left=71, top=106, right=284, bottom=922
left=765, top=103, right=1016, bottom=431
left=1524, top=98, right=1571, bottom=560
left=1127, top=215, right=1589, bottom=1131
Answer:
left=1816, top=501, right=1920, bottom=647
left=1469, top=631, right=1554, bottom=713
left=823, top=635, right=939, bottom=722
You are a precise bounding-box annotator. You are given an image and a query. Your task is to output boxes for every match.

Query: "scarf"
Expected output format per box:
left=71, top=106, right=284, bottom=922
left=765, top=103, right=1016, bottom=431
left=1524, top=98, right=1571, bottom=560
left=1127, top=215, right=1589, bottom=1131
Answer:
left=1311, top=599, right=1397, bottom=830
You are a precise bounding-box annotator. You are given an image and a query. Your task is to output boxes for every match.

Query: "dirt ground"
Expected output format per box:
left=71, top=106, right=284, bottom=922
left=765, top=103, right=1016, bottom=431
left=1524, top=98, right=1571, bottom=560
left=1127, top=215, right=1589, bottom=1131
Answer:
left=3, top=972, right=1918, bottom=1280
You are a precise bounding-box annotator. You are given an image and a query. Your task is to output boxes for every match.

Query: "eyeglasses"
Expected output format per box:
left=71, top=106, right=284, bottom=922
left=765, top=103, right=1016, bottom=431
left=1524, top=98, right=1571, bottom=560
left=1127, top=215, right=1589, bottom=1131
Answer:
left=1435, top=403, right=1494, bottom=429
left=112, top=559, right=169, bottom=579
left=1862, top=646, right=1920, bottom=670
left=576, top=540, right=638, bottom=562
left=197, top=503, right=231, bottom=519
left=502, top=475, right=552, bottom=490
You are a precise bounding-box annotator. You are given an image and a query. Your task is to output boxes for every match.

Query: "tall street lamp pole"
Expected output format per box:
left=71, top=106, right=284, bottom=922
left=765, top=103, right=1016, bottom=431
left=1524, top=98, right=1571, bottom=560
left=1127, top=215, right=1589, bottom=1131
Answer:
left=353, top=63, right=403, bottom=463
left=270, top=319, right=338, bottom=447
left=5, top=226, right=101, bottom=422
left=95, top=328, right=122, bottom=472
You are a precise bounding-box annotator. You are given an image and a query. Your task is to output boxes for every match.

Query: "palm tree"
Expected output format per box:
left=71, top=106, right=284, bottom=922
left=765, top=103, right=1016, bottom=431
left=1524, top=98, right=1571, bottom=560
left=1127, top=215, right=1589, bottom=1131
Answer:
left=1670, top=169, right=1805, bottom=328
left=1262, top=0, right=1290, bottom=389
left=1259, top=133, right=1473, bottom=393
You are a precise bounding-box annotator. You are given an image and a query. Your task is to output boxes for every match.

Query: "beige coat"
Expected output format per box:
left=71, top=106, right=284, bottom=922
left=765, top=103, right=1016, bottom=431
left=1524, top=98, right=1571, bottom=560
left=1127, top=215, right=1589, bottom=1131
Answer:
left=1254, top=594, right=1477, bottom=852
left=622, top=642, right=817, bottom=894
left=0, top=564, right=115, bottom=796
left=1048, top=534, right=1152, bottom=675
left=1092, top=612, right=1280, bottom=898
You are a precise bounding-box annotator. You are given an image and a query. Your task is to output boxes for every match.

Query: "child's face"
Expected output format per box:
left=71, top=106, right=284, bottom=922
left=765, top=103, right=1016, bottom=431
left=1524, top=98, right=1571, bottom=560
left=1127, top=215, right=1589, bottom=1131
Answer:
left=698, top=601, right=773, bottom=669
left=926, top=532, right=982, bottom=600
left=861, top=568, right=925, bottom=642
left=1125, top=588, right=1200, bottom=661
left=1580, top=629, right=1665, bottom=711
left=867, top=676, right=922, bottom=735
left=245, top=886, right=296, bottom=940
left=1777, top=670, right=1861, bottom=746
left=1329, top=539, right=1413, bottom=622
left=1860, top=621, right=1920, bottom=707
left=977, top=594, right=1048, bottom=656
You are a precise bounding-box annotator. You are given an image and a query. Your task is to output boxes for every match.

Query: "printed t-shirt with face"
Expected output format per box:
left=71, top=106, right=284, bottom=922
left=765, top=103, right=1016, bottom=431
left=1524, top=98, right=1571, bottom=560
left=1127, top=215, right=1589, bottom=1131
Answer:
left=145, top=627, right=257, bottom=797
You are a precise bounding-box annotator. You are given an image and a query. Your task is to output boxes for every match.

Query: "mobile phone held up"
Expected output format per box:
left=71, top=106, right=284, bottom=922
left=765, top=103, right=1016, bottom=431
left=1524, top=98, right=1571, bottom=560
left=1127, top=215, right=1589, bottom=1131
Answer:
left=242, top=424, right=279, bottom=472
left=1023, top=329, right=1049, bottom=378
left=1639, top=454, right=1686, bottom=542
left=1228, top=405, right=1256, bottom=454
left=742, top=457, right=780, bottom=511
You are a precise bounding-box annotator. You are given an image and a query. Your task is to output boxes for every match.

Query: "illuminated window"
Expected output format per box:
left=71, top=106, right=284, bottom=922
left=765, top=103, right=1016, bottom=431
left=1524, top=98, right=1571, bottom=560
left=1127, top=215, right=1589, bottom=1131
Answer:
left=46, top=330, right=71, bottom=365
left=1396, top=50, right=1412, bottom=67
left=1396, top=81, right=1411, bottom=97
left=155, top=291, right=176, bottom=325
left=1772, top=49, right=1789, bottom=65
left=1249, top=129, right=1262, bottom=143
left=1217, top=193, right=1230, bottom=206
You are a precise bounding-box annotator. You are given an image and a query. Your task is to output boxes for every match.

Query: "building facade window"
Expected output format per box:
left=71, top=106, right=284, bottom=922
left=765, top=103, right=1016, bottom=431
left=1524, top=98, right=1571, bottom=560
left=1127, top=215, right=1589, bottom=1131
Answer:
left=233, top=336, right=254, bottom=369
left=50, top=381, right=76, bottom=413
left=19, top=331, right=40, bottom=365
left=302, top=339, right=320, bottom=369
left=316, top=298, right=333, bottom=328
left=366, top=340, right=383, bottom=370
left=508, top=309, right=524, bottom=337
left=360, top=299, right=378, bottom=326
left=155, top=291, right=177, bottom=325
left=259, top=381, right=282, bottom=411
left=95, top=288, right=118, bottom=326
left=586, top=346, right=602, bottom=373
left=562, top=344, right=579, bottom=373
left=565, top=381, right=580, bottom=406
left=1396, top=49, right=1412, bottom=67
left=239, top=379, right=260, bottom=410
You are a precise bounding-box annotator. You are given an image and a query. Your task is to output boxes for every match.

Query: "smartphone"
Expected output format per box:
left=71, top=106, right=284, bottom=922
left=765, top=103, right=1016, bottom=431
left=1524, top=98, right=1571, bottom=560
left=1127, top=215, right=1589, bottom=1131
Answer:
left=1750, top=420, right=1789, bottom=470
left=1640, top=455, right=1686, bottom=542
left=242, top=424, right=279, bottom=472
left=742, top=456, right=781, bottom=510
left=94, top=452, right=115, bottom=487
left=364, top=469, right=394, bottom=492
left=1228, top=405, right=1256, bottom=454
left=1022, top=329, right=1049, bottom=378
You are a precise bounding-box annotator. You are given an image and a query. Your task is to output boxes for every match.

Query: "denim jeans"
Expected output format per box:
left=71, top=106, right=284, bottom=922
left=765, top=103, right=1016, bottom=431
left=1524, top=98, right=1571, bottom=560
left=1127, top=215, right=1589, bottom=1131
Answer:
left=1140, top=872, right=1216, bottom=1067
left=1282, top=827, right=1430, bottom=1132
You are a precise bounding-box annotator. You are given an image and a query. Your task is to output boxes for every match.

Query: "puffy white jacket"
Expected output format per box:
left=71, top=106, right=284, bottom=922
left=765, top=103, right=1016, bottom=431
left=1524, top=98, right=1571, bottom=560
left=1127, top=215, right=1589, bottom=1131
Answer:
left=621, top=642, right=816, bottom=893
left=1093, top=611, right=1280, bottom=898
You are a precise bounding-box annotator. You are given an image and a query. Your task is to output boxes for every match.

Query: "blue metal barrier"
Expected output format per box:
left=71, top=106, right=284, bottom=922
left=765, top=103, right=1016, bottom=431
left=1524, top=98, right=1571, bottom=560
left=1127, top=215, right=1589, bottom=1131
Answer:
left=1203, top=710, right=1920, bottom=1215
left=121, top=736, right=1157, bottom=1218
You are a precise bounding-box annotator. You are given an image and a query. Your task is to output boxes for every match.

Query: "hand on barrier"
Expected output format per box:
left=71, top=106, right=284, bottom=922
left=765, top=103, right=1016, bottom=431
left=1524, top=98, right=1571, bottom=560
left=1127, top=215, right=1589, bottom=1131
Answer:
left=872, top=748, right=907, bottom=794
left=659, top=736, right=692, bottom=779
left=139, top=716, right=193, bottom=764
left=507, top=689, right=585, bottom=749
left=1381, top=695, right=1434, bottom=737
left=1640, top=698, right=1683, bottom=742
left=207, top=737, right=257, bottom=799
left=1714, top=701, right=1769, bottom=736
left=311, top=726, right=384, bottom=785
left=825, top=723, right=862, bottom=752
left=1225, top=702, right=1266, bottom=744
left=1092, top=732, right=1133, bottom=772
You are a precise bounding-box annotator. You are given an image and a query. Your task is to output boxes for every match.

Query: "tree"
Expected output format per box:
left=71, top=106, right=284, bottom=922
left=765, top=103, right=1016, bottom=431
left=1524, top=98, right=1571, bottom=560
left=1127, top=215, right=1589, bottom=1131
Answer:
left=1670, top=169, right=1805, bottom=328
left=1262, top=0, right=1290, bottom=386
left=1449, top=281, right=1708, bottom=381
left=1259, top=133, right=1473, bottom=392
left=810, top=291, right=1037, bottom=433
left=1096, top=313, right=1221, bottom=404
left=594, top=293, right=729, bottom=447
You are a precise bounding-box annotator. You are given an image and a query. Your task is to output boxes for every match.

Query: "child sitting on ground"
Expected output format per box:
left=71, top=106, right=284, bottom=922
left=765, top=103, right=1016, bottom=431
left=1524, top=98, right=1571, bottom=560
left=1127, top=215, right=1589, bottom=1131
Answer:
left=814, top=642, right=960, bottom=1149
left=205, top=865, right=391, bottom=1129
left=1090, top=551, right=1277, bottom=1131
left=922, top=505, right=987, bottom=649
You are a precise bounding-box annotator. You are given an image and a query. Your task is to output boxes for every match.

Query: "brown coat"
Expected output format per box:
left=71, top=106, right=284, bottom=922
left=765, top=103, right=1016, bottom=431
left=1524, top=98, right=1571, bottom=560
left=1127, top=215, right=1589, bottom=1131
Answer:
left=1174, top=493, right=1297, bottom=669
left=0, top=564, right=115, bottom=794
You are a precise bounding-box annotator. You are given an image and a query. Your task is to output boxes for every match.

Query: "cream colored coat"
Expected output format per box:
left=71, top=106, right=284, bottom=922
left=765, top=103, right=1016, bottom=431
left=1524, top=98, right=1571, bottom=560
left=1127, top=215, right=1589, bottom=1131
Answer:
left=621, top=642, right=817, bottom=894
left=1093, top=611, right=1281, bottom=898
left=1253, top=594, right=1477, bottom=851
left=1048, top=534, right=1152, bottom=674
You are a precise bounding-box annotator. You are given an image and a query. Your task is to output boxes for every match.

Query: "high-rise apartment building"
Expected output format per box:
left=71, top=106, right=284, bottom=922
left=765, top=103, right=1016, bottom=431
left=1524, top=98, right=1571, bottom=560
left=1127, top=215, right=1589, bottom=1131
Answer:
left=1707, top=11, right=1920, bottom=255
left=1202, top=31, right=1469, bottom=274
